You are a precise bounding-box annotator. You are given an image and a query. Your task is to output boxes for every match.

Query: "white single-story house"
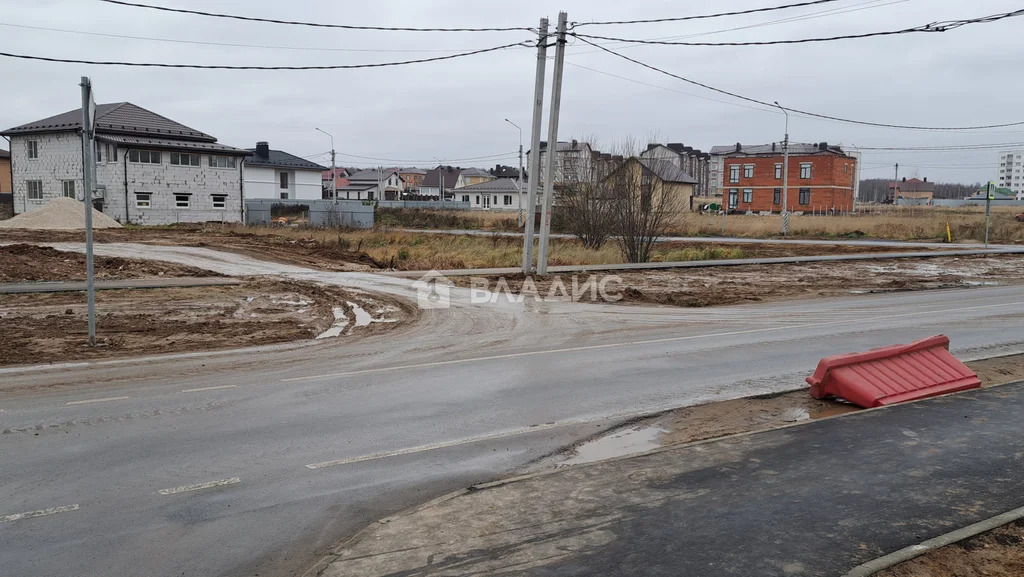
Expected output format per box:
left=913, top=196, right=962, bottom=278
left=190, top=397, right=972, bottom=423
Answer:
left=337, top=168, right=404, bottom=200
left=454, top=178, right=525, bottom=210
left=243, top=142, right=327, bottom=200
left=1, top=102, right=250, bottom=225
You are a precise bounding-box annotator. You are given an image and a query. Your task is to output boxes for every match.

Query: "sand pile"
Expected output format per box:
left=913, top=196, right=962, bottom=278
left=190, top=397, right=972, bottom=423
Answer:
left=0, top=197, right=122, bottom=230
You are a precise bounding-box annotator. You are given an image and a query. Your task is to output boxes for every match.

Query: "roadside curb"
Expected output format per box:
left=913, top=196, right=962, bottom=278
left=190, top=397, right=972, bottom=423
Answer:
left=843, top=505, right=1024, bottom=577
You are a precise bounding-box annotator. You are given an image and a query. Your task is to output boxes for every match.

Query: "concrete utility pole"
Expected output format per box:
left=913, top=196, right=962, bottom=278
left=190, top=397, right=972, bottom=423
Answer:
left=849, top=146, right=862, bottom=212
left=985, top=181, right=993, bottom=247
left=536, top=11, right=568, bottom=276
left=505, top=118, right=524, bottom=226
left=80, top=77, right=97, bottom=347
left=316, top=128, right=336, bottom=200
left=893, top=162, right=899, bottom=203
left=774, top=101, right=790, bottom=235
left=522, top=17, right=549, bottom=274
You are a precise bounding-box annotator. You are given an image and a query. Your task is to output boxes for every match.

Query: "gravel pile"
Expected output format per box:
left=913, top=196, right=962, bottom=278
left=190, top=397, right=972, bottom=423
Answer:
left=0, top=197, right=123, bottom=230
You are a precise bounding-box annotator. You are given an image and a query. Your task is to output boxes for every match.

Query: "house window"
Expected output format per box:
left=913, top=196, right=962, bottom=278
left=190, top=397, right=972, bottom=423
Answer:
left=62, top=180, right=76, bottom=199
left=773, top=189, right=781, bottom=205
left=728, top=188, right=738, bottom=209
left=135, top=193, right=152, bottom=208
left=280, top=192, right=289, bottom=199
left=129, top=149, right=161, bottom=164
left=26, top=140, right=38, bottom=159
left=461, top=195, right=469, bottom=202
left=209, top=155, right=236, bottom=169
left=799, top=163, right=812, bottom=179
left=743, top=188, right=753, bottom=203
left=170, top=152, right=201, bottom=166
left=108, top=144, right=117, bottom=162
left=174, top=194, right=191, bottom=209
left=211, top=195, right=227, bottom=209
left=843, top=164, right=849, bottom=173
left=95, top=142, right=103, bottom=163
left=26, top=180, right=43, bottom=201
left=729, top=165, right=740, bottom=183
left=367, top=191, right=374, bottom=201
left=475, top=195, right=480, bottom=205
left=799, top=188, right=811, bottom=205
left=279, top=172, right=289, bottom=189
left=504, top=195, right=513, bottom=206
left=774, top=164, right=782, bottom=179
left=743, top=165, right=754, bottom=178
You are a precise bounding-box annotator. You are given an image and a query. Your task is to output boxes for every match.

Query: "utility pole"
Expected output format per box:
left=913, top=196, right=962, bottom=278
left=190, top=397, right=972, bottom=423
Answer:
left=522, top=17, right=549, bottom=274
left=774, top=101, right=790, bottom=235
left=985, top=181, right=993, bottom=247
left=893, top=162, right=899, bottom=204
left=536, top=11, right=568, bottom=276
left=80, top=77, right=97, bottom=347
left=505, top=118, right=524, bottom=226
left=316, top=128, right=336, bottom=200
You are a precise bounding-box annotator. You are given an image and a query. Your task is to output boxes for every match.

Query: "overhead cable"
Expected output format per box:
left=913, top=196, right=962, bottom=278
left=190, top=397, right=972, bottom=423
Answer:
left=572, top=0, right=841, bottom=27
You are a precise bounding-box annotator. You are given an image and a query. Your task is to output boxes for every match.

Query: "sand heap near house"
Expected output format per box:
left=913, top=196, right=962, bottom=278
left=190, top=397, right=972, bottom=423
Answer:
left=0, top=197, right=122, bottom=230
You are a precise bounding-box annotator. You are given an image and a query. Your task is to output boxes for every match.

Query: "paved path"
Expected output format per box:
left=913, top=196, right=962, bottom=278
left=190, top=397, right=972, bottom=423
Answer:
left=0, top=276, right=240, bottom=294
left=323, top=381, right=1024, bottom=577
left=1, top=243, right=1022, bottom=577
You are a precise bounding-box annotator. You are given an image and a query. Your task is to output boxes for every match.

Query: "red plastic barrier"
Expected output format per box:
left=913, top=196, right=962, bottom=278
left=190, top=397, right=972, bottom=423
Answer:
left=806, top=335, right=981, bottom=408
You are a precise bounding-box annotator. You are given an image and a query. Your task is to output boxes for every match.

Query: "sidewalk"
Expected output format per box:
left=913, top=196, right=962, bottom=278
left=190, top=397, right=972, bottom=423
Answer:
left=321, top=381, right=1024, bottom=577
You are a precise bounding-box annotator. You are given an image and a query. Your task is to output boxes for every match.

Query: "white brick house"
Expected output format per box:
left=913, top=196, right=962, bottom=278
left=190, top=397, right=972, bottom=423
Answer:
left=1, top=102, right=249, bottom=225
left=243, top=142, right=327, bottom=200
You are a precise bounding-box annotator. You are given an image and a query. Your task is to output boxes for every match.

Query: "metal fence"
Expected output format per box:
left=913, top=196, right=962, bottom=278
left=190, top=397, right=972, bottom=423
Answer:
left=245, top=199, right=374, bottom=228
left=375, top=200, right=472, bottom=210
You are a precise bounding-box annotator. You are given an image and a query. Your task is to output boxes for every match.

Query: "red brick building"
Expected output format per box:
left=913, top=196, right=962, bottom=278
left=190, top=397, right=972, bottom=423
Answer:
left=721, top=142, right=857, bottom=213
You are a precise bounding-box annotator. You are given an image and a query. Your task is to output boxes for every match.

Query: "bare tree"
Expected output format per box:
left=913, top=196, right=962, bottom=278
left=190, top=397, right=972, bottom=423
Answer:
left=557, top=148, right=618, bottom=250
left=608, top=150, right=684, bottom=263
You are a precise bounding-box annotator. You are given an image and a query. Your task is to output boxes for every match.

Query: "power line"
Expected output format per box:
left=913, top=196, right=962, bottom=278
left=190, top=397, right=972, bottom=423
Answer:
left=571, top=8, right=1024, bottom=47
left=98, top=0, right=533, bottom=32
left=0, top=41, right=529, bottom=70
left=335, top=151, right=519, bottom=164
left=573, top=36, right=1024, bottom=131
left=854, top=142, right=1024, bottom=151
left=572, top=0, right=841, bottom=27
left=0, top=22, right=519, bottom=53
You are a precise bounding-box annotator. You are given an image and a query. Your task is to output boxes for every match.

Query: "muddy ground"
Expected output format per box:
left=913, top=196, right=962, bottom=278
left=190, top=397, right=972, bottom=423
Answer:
left=451, top=255, right=1024, bottom=307
left=877, top=519, right=1024, bottom=577
left=0, top=243, right=221, bottom=283
left=0, top=278, right=416, bottom=366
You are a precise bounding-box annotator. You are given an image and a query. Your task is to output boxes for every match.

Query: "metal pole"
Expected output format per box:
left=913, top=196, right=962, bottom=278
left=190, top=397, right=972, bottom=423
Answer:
left=536, top=11, right=567, bottom=276
left=316, top=128, right=336, bottom=200
left=522, top=17, right=548, bottom=274
left=985, top=181, right=993, bottom=247
left=80, top=77, right=97, bottom=347
left=504, top=118, right=524, bottom=226
left=893, top=162, right=899, bottom=204
left=774, top=101, right=790, bottom=235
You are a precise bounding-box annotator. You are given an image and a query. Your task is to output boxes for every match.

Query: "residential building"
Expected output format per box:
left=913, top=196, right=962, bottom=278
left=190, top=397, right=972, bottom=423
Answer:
left=0, top=148, right=11, bottom=193
left=1, top=102, right=249, bottom=224
left=606, top=157, right=698, bottom=212
left=337, top=168, right=404, bottom=200
left=525, top=139, right=593, bottom=184
left=888, top=177, right=935, bottom=205
left=398, top=168, right=427, bottom=193
left=322, top=167, right=352, bottom=192
left=455, top=167, right=495, bottom=189
left=244, top=142, right=326, bottom=200
left=717, top=142, right=857, bottom=213
left=997, top=150, right=1024, bottom=196
left=489, top=164, right=521, bottom=180
left=640, top=143, right=711, bottom=197
left=420, top=166, right=461, bottom=199
left=454, top=178, right=525, bottom=210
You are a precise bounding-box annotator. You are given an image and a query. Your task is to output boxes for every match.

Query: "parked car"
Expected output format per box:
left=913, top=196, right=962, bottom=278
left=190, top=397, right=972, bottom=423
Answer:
left=1016, top=212, right=1024, bottom=222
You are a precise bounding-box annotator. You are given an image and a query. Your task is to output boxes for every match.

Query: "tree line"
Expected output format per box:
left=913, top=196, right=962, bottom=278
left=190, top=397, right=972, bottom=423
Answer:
left=858, top=179, right=981, bottom=203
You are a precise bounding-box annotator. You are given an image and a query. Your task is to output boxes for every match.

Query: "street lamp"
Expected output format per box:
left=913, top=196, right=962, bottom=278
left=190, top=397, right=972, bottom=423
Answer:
left=774, top=101, right=790, bottom=235
left=315, top=127, right=336, bottom=200
left=505, top=118, right=524, bottom=225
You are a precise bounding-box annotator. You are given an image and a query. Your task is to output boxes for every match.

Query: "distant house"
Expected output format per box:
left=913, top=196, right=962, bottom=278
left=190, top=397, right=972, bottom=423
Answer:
left=398, top=168, right=427, bottom=193
left=454, top=178, right=525, bottom=210
left=420, top=166, right=461, bottom=200
left=607, top=157, right=698, bottom=212
left=455, top=167, right=495, bottom=189
left=889, top=177, right=935, bottom=205
left=966, top=186, right=1016, bottom=201
left=525, top=139, right=593, bottom=185
left=489, top=164, right=521, bottom=180
left=337, top=168, right=404, bottom=200
left=1, top=102, right=249, bottom=224
left=0, top=148, right=11, bottom=194
left=244, top=142, right=327, bottom=200
left=322, top=167, right=353, bottom=193
left=640, top=143, right=710, bottom=197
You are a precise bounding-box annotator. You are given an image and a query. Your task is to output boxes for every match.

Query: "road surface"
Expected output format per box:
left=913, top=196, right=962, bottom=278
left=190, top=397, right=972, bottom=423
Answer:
left=1, top=243, right=1022, bottom=577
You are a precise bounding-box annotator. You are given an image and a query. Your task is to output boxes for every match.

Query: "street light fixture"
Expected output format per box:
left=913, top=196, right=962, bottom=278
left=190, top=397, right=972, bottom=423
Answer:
left=774, top=101, right=790, bottom=235
left=315, top=127, right=336, bottom=201
left=505, top=118, right=524, bottom=225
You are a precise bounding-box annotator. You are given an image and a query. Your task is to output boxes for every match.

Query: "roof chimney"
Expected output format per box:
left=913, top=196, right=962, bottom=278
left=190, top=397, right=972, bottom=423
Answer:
left=923, top=177, right=928, bottom=183
left=772, top=142, right=776, bottom=152
left=571, top=139, right=578, bottom=149
left=818, top=142, right=828, bottom=151
left=902, top=176, right=906, bottom=182
left=255, top=141, right=270, bottom=159
left=735, top=142, right=742, bottom=153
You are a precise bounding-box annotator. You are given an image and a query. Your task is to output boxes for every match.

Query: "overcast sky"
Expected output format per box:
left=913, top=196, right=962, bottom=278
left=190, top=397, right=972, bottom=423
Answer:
left=1, top=0, right=1021, bottom=184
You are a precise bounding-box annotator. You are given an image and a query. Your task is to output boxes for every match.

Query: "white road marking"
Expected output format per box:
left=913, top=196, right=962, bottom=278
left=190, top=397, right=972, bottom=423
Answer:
left=65, top=396, right=130, bottom=406
left=157, top=477, right=240, bottom=495
left=306, top=421, right=575, bottom=470
left=2, top=504, right=80, bottom=523
left=180, top=385, right=237, bottom=393
left=284, top=300, right=1024, bottom=383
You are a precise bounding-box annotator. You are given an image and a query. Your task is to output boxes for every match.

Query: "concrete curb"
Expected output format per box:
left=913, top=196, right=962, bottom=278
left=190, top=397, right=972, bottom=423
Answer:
left=843, top=505, right=1024, bottom=577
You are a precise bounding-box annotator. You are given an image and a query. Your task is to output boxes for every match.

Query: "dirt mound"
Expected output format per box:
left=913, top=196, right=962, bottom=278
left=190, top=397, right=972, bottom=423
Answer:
left=0, top=243, right=220, bottom=283
left=0, top=197, right=122, bottom=230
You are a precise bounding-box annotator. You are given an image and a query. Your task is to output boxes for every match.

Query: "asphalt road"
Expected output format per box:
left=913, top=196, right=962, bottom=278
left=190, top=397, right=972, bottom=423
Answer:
left=2, top=244, right=1023, bottom=577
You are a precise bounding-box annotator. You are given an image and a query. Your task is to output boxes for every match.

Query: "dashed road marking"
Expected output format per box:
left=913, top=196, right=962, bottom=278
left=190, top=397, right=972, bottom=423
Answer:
left=2, top=504, right=80, bottom=523
left=157, top=477, right=240, bottom=495
left=65, top=396, right=130, bottom=406
left=180, top=385, right=237, bottom=393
